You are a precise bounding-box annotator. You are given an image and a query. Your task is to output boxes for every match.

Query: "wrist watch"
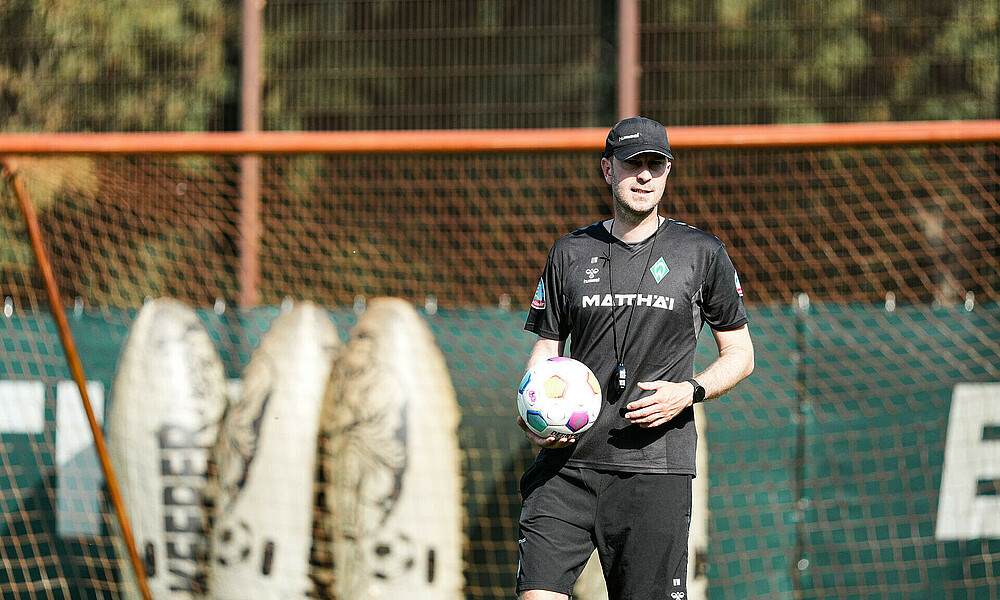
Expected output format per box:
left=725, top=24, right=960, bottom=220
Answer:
left=687, top=378, right=706, bottom=403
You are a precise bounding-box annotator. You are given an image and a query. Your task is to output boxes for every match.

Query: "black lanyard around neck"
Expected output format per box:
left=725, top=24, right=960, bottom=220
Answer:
left=606, top=217, right=660, bottom=391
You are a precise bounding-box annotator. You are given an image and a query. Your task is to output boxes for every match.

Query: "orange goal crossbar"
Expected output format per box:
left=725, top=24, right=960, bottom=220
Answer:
left=2, top=120, right=1000, bottom=155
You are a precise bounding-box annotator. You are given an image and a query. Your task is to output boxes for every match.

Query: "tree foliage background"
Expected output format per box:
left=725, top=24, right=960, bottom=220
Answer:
left=0, top=0, right=230, bottom=132
left=0, top=0, right=996, bottom=133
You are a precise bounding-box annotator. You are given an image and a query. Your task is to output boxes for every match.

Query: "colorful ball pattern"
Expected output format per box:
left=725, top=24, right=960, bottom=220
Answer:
left=516, top=357, right=603, bottom=438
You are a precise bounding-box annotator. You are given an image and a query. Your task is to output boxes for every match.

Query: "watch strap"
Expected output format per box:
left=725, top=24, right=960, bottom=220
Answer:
left=687, top=378, right=706, bottom=403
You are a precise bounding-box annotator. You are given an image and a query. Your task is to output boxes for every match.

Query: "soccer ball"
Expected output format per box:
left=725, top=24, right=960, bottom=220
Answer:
left=517, top=357, right=602, bottom=438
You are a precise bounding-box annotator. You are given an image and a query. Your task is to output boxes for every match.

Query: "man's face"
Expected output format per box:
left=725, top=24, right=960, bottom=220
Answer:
left=601, top=153, right=672, bottom=219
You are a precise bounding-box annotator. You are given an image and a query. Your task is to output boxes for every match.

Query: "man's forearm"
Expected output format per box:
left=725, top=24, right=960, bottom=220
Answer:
left=694, top=326, right=754, bottom=400
left=525, top=337, right=564, bottom=372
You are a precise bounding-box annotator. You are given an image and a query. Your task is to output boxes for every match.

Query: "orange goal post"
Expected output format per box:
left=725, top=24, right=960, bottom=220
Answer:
left=4, top=120, right=1000, bottom=154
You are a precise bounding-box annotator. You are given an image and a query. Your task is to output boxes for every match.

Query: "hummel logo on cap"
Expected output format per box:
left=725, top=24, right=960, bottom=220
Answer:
left=604, top=116, right=673, bottom=161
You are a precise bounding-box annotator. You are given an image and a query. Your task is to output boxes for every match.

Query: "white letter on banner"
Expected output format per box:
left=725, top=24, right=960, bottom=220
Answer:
left=0, top=381, right=45, bottom=433
left=935, top=382, right=1000, bottom=540
left=56, top=380, right=105, bottom=537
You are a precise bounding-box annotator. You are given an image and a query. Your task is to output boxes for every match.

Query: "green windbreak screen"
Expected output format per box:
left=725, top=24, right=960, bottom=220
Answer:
left=1, top=303, right=998, bottom=599
left=704, top=303, right=1000, bottom=600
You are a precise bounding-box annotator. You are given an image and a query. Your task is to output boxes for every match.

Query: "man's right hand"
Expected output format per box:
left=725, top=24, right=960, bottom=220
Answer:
left=517, top=415, right=577, bottom=449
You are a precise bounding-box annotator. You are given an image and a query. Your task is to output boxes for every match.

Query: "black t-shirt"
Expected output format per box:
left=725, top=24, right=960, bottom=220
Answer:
left=524, top=218, right=748, bottom=474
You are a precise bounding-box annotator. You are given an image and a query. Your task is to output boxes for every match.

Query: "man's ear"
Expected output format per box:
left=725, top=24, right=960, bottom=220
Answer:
left=664, top=161, right=672, bottom=177
left=601, top=156, right=613, bottom=184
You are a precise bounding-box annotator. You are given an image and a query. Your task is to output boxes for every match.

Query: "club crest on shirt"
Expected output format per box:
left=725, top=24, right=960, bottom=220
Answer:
left=650, top=257, right=669, bottom=283
left=531, top=279, right=545, bottom=309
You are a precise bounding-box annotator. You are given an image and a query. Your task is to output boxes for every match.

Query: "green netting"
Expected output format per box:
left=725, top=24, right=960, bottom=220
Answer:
left=1, top=303, right=999, bottom=599
left=704, top=303, right=1000, bottom=600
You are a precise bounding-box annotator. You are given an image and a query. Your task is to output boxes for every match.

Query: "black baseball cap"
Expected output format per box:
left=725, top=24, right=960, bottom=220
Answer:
left=603, top=116, right=673, bottom=161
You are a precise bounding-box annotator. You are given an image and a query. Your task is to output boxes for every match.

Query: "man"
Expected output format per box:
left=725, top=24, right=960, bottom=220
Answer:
left=516, top=116, right=754, bottom=599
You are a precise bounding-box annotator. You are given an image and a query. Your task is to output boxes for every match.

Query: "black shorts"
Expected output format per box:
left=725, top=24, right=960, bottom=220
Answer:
left=516, top=464, right=692, bottom=599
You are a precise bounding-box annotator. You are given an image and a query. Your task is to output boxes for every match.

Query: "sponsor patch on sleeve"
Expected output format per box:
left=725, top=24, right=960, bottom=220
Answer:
left=531, top=279, right=545, bottom=309
left=735, top=272, right=744, bottom=297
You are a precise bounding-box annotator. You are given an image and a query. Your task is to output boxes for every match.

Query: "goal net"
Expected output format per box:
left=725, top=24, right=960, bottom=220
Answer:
left=1, top=124, right=998, bottom=599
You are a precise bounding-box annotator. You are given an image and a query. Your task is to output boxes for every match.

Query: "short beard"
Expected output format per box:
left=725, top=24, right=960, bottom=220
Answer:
left=611, top=191, right=658, bottom=225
